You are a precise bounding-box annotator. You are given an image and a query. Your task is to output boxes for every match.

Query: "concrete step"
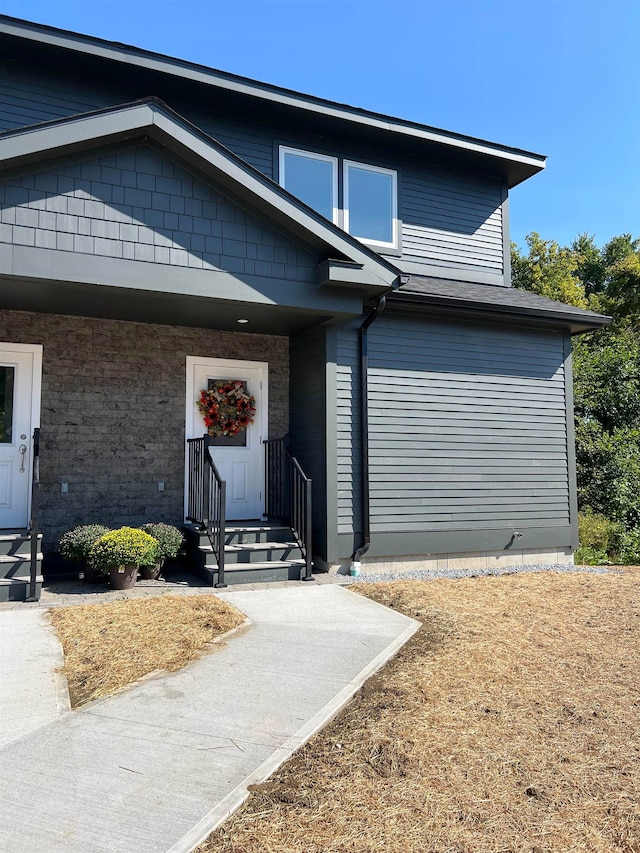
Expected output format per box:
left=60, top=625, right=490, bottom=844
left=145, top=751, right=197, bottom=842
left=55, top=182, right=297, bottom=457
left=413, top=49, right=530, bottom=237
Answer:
left=185, top=523, right=295, bottom=547
left=0, top=576, right=43, bottom=602
left=200, top=541, right=302, bottom=565
left=0, top=532, right=42, bottom=558
left=225, top=525, right=293, bottom=545
left=183, top=522, right=309, bottom=585
left=200, top=559, right=306, bottom=586
left=0, top=554, right=44, bottom=580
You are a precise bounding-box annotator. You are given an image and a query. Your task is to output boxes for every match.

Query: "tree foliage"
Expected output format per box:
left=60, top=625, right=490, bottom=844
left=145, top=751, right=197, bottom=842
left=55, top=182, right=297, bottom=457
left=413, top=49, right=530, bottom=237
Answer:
left=511, top=232, right=587, bottom=307
left=512, top=232, right=640, bottom=558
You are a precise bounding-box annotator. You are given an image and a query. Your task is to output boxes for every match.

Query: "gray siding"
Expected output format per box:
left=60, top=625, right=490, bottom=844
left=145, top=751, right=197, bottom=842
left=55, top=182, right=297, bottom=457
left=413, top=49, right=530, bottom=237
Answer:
left=400, top=164, right=503, bottom=275
left=0, top=60, right=123, bottom=129
left=0, top=60, right=275, bottom=179
left=336, top=313, right=570, bottom=541
left=0, top=60, right=505, bottom=283
left=336, top=325, right=362, bottom=535
left=289, top=328, right=327, bottom=560
left=0, top=144, right=317, bottom=280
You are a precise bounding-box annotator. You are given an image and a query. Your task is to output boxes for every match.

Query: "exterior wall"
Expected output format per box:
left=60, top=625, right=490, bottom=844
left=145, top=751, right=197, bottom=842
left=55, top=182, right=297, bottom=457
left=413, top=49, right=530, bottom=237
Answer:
left=0, top=143, right=318, bottom=281
left=0, top=309, right=288, bottom=549
left=334, top=310, right=573, bottom=559
left=0, top=59, right=506, bottom=284
left=289, top=327, right=327, bottom=560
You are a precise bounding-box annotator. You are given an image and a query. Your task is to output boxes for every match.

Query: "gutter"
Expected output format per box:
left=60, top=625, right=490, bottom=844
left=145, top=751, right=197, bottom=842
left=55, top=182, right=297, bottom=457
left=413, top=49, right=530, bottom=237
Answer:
left=351, top=295, right=387, bottom=573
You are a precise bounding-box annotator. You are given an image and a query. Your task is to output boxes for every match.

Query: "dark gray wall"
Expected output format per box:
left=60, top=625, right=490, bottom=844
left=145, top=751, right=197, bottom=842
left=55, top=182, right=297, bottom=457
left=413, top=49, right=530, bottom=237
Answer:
left=334, top=311, right=572, bottom=557
left=289, top=327, right=327, bottom=560
left=0, top=142, right=318, bottom=281
left=0, top=59, right=506, bottom=283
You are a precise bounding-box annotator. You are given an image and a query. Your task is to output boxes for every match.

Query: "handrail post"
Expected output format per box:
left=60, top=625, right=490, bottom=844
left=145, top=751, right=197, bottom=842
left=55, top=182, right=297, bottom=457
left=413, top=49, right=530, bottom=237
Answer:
left=187, top=435, right=227, bottom=588
left=301, top=476, right=313, bottom=581
left=26, top=427, right=41, bottom=602
left=215, top=479, right=227, bottom=588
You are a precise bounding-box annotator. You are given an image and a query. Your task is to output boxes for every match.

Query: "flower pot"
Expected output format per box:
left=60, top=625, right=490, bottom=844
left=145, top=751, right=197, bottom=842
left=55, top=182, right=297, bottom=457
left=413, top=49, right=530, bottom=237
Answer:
left=109, top=564, right=138, bottom=590
left=138, top=562, right=162, bottom=580
left=81, top=561, right=106, bottom=584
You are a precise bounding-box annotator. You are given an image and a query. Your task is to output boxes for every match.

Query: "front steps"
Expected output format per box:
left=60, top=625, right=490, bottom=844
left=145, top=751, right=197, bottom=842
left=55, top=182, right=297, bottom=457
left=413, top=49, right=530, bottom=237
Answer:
left=0, top=530, right=43, bottom=602
left=184, top=522, right=309, bottom=586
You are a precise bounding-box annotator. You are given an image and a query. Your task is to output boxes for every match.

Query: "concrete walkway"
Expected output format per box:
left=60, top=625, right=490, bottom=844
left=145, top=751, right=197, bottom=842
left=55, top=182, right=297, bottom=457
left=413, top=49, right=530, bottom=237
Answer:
left=0, top=585, right=419, bottom=853
left=0, top=608, right=70, bottom=748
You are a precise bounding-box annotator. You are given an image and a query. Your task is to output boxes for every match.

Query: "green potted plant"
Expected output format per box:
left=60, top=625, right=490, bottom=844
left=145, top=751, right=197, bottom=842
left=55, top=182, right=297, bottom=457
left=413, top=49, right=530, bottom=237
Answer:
left=59, top=524, right=111, bottom=583
left=138, top=523, right=184, bottom=579
left=89, top=527, right=160, bottom=590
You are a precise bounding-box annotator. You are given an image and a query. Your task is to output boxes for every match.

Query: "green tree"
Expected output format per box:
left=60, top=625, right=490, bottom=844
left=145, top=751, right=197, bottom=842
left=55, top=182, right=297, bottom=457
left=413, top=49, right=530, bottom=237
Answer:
left=511, top=232, right=587, bottom=307
left=512, top=231, right=640, bottom=553
left=573, top=327, right=640, bottom=524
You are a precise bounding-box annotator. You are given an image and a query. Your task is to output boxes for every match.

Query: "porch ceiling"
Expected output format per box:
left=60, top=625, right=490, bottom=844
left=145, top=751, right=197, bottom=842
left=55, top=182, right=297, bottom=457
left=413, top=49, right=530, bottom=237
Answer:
left=0, top=276, right=342, bottom=335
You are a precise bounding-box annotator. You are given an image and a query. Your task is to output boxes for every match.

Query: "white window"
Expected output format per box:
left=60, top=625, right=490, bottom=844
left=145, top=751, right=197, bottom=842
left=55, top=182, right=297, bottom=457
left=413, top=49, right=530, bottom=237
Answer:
left=279, top=147, right=399, bottom=251
left=279, top=147, right=338, bottom=224
left=344, top=161, right=398, bottom=249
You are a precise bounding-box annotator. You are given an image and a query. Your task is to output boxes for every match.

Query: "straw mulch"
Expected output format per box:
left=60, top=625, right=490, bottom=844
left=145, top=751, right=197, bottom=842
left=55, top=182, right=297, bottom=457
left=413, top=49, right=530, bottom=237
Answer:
left=50, top=594, right=245, bottom=708
left=198, top=569, right=640, bottom=853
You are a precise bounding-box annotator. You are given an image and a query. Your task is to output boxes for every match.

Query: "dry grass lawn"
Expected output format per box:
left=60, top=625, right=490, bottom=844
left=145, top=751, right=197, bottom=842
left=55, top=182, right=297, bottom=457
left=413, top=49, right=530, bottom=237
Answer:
left=50, top=594, right=245, bottom=708
left=198, top=569, right=640, bottom=853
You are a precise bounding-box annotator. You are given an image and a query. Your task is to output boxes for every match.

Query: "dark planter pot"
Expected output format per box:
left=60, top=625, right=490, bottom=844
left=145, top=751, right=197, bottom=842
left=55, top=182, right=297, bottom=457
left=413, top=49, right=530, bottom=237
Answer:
left=82, top=561, right=107, bottom=584
left=109, top=564, right=138, bottom=590
left=138, top=562, right=162, bottom=580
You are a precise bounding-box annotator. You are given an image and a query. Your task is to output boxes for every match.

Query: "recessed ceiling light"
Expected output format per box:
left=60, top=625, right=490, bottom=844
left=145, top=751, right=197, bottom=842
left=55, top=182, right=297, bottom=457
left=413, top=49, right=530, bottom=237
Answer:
left=237, top=319, right=249, bottom=324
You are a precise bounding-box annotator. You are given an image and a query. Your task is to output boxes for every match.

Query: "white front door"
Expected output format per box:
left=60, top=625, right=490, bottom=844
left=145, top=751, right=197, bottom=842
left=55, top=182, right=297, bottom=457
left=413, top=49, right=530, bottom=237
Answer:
left=186, top=357, right=268, bottom=521
left=0, top=344, right=42, bottom=529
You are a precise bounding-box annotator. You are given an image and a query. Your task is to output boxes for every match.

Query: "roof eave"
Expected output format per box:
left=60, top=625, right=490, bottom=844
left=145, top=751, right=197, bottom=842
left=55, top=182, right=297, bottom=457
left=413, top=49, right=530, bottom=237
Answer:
left=0, top=15, right=546, bottom=187
left=388, top=290, right=612, bottom=335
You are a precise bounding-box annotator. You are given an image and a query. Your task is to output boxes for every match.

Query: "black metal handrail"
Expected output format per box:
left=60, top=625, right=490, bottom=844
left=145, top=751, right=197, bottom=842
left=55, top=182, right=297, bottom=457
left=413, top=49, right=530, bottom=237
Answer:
left=26, top=427, right=40, bottom=602
left=264, top=438, right=313, bottom=581
left=187, top=435, right=227, bottom=588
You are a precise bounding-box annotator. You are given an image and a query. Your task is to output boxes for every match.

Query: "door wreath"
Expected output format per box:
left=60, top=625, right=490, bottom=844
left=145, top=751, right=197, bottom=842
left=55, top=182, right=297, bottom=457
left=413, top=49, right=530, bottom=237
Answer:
left=197, top=381, right=257, bottom=438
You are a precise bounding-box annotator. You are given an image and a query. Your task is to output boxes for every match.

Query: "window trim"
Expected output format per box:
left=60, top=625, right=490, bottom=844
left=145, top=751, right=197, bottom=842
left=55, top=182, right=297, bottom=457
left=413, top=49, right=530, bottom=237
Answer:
left=343, top=159, right=398, bottom=250
left=278, top=145, right=339, bottom=226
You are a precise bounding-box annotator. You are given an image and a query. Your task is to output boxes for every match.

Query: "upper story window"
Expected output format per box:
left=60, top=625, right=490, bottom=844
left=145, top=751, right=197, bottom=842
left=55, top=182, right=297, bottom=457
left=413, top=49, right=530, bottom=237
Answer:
left=278, top=147, right=338, bottom=225
left=343, top=161, right=397, bottom=249
left=278, top=146, right=398, bottom=251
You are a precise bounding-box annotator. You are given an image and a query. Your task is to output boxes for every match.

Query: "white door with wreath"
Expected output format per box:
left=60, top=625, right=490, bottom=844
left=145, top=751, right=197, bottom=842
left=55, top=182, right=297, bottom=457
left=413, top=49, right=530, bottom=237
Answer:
left=186, top=357, right=268, bottom=521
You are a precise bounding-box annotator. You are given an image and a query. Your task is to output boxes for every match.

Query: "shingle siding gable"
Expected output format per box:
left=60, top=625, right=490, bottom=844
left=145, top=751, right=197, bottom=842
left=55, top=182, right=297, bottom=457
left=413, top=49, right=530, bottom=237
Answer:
left=0, top=144, right=318, bottom=281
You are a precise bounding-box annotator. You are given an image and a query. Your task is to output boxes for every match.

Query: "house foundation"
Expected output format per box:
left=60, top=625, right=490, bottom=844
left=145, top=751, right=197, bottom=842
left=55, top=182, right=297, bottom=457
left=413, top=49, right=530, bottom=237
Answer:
left=329, top=546, right=574, bottom=576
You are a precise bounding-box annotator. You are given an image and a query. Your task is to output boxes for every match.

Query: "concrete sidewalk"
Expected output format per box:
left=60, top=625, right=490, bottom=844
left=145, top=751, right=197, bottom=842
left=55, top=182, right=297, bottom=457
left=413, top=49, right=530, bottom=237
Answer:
left=0, top=608, right=70, bottom=748
left=0, top=585, right=419, bottom=853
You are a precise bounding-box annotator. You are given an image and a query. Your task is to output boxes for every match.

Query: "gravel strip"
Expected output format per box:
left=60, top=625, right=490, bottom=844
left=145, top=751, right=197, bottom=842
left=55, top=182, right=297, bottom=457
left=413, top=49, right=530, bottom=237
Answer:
left=340, top=563, right=617, bottom=584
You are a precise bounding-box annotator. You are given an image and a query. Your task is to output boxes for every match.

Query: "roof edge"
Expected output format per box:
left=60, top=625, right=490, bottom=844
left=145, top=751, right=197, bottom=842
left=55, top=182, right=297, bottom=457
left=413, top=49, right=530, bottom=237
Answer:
left=388, top=289, right=611, bottom=334
left=0, top=14, right=546, bottom=183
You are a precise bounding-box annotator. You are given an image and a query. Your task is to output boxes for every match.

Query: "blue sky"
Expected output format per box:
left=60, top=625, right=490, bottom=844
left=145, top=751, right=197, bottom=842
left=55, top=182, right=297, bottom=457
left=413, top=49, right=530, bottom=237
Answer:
left=0, top=0, right=638, bottom=251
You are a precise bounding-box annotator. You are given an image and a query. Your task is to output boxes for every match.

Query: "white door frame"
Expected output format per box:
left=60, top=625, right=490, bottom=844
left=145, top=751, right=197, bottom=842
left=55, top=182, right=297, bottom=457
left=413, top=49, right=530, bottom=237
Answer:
left=184, top=356, right=269, bottom=520
left=0, top=342, right=43, bottom=529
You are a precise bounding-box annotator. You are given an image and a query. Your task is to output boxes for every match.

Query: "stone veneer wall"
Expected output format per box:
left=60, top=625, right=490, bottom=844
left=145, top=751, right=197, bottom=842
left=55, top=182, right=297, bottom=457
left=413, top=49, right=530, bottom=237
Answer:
left=0, top=309, right=289, bottom=550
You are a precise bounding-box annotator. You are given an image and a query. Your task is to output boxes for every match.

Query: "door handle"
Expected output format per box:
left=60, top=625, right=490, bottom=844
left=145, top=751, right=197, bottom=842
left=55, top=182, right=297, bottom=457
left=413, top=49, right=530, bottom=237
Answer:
left=19, top=444, right=27, bottom=473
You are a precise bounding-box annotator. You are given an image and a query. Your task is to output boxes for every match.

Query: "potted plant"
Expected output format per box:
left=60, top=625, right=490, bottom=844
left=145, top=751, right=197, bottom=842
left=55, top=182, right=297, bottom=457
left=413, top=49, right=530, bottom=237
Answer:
left=89, top=527, right=160, bottom=590
left=59, top=524, right=111, bottom=582
left=138, top=523, right=184, bottom=579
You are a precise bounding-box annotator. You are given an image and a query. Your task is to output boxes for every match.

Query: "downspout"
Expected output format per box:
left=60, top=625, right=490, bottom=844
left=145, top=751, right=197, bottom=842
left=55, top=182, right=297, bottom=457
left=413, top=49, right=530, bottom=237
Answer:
left=350, top=295, right=387, bottom=574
